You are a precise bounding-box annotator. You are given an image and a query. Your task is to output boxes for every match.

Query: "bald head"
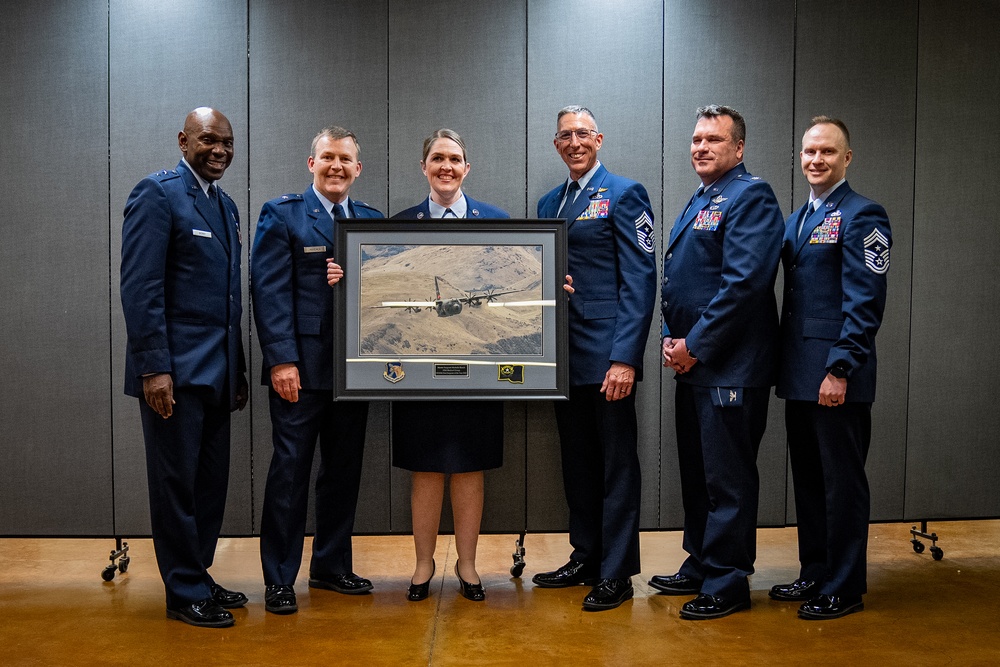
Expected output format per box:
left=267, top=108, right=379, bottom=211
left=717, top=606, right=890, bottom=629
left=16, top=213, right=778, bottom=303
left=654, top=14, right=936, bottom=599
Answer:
left=178, top=107, right=234, bottom=182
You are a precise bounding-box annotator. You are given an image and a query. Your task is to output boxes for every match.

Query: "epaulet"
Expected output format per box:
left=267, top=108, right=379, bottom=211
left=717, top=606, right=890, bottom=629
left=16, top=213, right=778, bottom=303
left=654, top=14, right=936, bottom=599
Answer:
left=353, top=200, right=376, bottom=210
left=217, top=186, right=235, bottom=202
left=275, top=193, right=303, bottom=204
left=734, top=172, right=766, bottom=183
left=150, top=169, right=180, bottom=182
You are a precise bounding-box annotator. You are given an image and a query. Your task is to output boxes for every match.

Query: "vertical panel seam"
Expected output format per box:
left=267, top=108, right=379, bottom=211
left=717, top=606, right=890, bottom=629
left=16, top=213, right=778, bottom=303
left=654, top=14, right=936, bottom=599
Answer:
left=107, top=0, right=116, bottom=538
left=902, top=0, right=921, bottom=519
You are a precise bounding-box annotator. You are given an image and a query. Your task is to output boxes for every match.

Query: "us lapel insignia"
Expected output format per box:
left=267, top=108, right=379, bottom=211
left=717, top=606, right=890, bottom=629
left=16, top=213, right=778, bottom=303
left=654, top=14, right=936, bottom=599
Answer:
left=472, top=209, right=480, bottom=216
left=416, top=212, right=424, bottom=219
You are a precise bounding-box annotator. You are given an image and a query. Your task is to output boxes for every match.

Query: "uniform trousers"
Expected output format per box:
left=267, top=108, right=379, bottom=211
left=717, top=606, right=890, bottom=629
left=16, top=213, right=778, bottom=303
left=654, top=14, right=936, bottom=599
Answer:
left=260, top=389, right=369, bottom=584
left=785, top=400, right=871, bottom=596
left=553, top=385, right=641, bottom=579
left=675, top=383, right=770, bottom=600
left=139, top=387, right=231, bottom=609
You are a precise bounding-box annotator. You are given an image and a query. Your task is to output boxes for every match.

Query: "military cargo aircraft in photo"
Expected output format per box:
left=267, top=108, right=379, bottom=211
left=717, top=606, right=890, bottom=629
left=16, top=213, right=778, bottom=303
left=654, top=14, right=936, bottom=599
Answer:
left=375, top=276, right=548, bottom=318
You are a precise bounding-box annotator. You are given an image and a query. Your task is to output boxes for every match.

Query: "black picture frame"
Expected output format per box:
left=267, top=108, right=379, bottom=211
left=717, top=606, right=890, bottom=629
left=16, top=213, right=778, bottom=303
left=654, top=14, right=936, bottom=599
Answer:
left=333, top=218, right=568, bottom=400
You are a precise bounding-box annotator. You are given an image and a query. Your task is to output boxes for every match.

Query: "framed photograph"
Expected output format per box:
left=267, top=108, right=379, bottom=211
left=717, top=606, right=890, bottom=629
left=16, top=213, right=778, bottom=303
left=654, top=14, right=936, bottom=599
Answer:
left=333, top=218, right=568, bottom=400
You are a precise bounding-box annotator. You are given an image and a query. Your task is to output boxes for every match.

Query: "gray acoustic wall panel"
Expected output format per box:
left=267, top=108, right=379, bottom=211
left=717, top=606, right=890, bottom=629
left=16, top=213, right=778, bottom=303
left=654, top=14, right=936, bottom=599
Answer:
left=0, top=1, right=112, bottom=535
left=388, top=0, right=528, bottom=218
left=109, top=0, right=252, bottom=535
left=906, top=1, right=1000, bottom=519
left=527, top=0, right=665, bottom=531
left=659, top=0, right=795, bottom=529
left=248, top=0, right=391, bottom=534
left=386, top=0, right=528, bottom=532
left=792, top=0, right=916, bottom=522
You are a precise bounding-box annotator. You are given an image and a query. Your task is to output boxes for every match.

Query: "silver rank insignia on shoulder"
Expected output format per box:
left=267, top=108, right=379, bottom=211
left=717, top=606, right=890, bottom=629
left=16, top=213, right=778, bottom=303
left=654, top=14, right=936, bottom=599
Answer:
left=750, top=176, right=761, bottom=180
left=712, top=196, right=727, bottom=204
left=384, top=361, right=405, bottom=383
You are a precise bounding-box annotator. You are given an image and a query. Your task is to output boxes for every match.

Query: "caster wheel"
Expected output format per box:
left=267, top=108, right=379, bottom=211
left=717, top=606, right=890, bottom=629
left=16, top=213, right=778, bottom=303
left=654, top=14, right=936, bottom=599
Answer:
left=119, top=557, right=130, bottom=573
left=931, top=546, right=944, bottom=561
left=101, top=565, right=117, bottom=581
left=911, top=540, right=925, bottom=554
left=510, top=563, right=525, bottom=578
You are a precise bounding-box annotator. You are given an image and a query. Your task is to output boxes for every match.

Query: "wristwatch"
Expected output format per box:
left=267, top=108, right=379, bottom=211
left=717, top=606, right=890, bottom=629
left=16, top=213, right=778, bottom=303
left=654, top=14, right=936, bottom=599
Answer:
left=828, top=363, right=849, bottom=379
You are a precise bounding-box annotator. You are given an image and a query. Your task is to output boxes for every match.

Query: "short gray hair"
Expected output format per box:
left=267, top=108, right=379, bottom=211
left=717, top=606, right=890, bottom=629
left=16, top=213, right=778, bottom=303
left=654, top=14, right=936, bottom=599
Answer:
left=557, top=105, right=598, bottom=132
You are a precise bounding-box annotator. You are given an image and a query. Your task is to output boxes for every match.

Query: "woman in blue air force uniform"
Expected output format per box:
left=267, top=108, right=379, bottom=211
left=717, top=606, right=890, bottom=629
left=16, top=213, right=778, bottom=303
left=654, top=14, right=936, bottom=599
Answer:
left=391, top=129, right=508, bottom=603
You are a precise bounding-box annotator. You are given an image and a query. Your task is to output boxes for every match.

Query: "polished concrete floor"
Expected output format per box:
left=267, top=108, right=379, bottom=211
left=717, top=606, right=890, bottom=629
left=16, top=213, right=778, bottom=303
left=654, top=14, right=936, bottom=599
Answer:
left=2, top=521, right=999, bottom=665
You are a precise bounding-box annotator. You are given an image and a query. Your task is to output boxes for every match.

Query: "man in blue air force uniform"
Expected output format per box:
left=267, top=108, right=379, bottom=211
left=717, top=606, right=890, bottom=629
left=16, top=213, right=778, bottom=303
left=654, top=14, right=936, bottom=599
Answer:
left=650, top=105, right=784, bottom=620
left=120, top=107, right=249, bottom=628
left=251, top=126, right=382, bottom=615
left=768, top=116, right=891, bottom=620
left=531, top=106, right=658, bottom=612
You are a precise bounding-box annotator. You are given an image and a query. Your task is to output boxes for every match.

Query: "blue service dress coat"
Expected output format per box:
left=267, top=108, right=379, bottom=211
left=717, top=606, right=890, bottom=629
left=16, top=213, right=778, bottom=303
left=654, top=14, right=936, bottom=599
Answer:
left=251, top=186, right=382, bottom=584
left=537, top=164, right=658, bottom=579
left=120, top=160, right=245, bottom=610
left=776, top=181, right=890, bottom=403
left=660, top=162, right=784, bottom=600
left=537, top=164, right=658, bottom=385
left=776, top=181, right=891, bottom=597
left=661, top=162, right=783, bottom=389
left=390, top=194, right=507, bottom=473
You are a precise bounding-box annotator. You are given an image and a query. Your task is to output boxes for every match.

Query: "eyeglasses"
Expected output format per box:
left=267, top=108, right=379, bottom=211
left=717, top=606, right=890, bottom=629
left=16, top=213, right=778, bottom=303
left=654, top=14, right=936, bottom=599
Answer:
left=555, top=129, right=598, bottom=143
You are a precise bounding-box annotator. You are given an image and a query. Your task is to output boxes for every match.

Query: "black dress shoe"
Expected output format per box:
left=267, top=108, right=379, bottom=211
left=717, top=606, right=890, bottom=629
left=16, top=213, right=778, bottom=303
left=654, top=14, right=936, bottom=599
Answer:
left=308, top=573, right=373, bottom=595
left=166, top=598, right=234, bottom=628
left=679, top=593, right=751, bottom=620
left=210, top=584, right=248, bottom=609
left=407, top=560, right=436, bottom=602
left=769, top=578, right=820, bottom=601
left=264, top=584, right=298, bottom=615
left=798, top=594, right=864, bottom=620
left=648, top=572, right=702, bottom=595
left=531, top=560, right=598, bottom=588
left=582, top=578, right=634, bottom=611
left=455, top=561, right=485, bottom=602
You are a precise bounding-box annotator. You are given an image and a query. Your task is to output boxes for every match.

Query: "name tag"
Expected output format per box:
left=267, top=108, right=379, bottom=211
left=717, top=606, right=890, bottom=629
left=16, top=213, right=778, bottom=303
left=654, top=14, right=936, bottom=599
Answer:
left=810, top=216, right=841, bottom=244
left=693, top=209, right=722, bottom=231
left=193, top=229, right=212, bottom=238
left=303, top=246, right=327, bottom=254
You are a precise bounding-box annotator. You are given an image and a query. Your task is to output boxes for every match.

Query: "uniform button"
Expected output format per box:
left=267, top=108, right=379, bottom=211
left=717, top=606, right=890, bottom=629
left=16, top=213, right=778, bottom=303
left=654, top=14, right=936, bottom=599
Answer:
left=663, top=277, right=669, bottom=284
left=666, top=253, right=672, bottom=260
left=663, top=301, right=669, bottom=308
left=791, top=264, right=797, bottom=270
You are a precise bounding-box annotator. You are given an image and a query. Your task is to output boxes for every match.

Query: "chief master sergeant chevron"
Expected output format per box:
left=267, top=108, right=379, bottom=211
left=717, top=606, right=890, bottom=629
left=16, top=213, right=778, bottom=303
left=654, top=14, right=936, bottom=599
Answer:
left=651, top=104, right=784, bottom=620
left=531, top=105, right=658, bottom=612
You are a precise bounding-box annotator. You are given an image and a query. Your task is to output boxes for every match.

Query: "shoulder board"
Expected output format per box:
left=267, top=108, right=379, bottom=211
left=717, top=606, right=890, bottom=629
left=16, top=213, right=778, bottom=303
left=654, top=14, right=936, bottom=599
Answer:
left=734, top=173, right=766, bottom=183
left=354, top=200, right=377, bottom=210
left=276, top=194, right=303, bottom=204
left=217, top=187, right=235, bottom=201
left=150, top=169, right=180, bottom=182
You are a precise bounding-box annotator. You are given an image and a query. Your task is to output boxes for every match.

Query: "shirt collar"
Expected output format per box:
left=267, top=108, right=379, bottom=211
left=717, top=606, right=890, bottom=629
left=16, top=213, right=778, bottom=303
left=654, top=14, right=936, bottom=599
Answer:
left=809, top=178, right=846, bottom=210
left=312, top=185, right=351, bottom=218
left=428, top=194, right=467, bottom=218
left=182, top=158, right=212, bottom=195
